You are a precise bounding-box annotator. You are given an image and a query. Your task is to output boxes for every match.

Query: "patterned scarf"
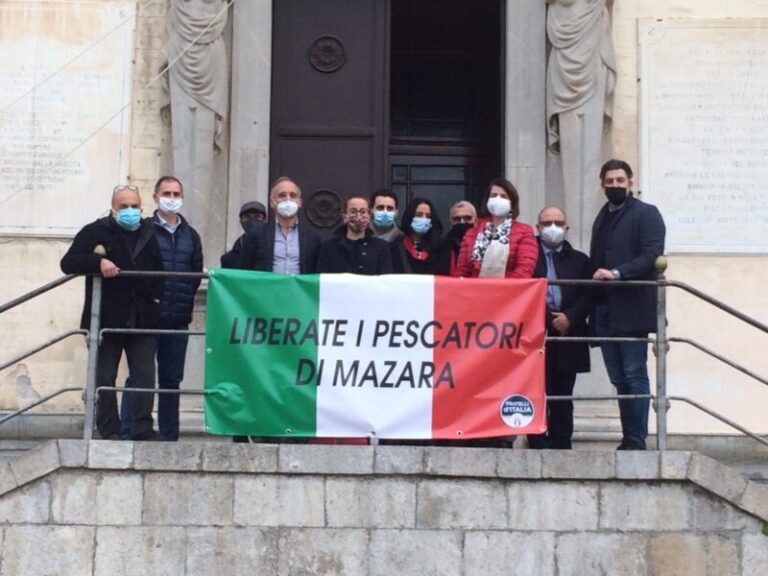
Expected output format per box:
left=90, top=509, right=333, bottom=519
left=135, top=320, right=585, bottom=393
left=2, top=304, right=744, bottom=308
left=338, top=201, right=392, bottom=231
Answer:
left=471, top=217, right=513, bottom=263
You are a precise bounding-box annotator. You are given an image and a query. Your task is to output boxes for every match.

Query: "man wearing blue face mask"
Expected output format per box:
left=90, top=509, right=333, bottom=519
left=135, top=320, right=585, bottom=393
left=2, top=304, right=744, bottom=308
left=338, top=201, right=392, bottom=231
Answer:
left=61, top=185, right=164, bottom=440
left=369, top=189, right=403, bottom=243
left=120, top=176, right=203, bottom=441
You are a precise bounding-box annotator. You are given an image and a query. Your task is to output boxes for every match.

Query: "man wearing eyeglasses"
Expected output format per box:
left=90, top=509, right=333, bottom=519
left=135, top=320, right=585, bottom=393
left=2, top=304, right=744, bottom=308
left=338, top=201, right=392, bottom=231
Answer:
left=527, top=206, right=591, bottom=450
left=236, top=177, right=321, bottom=273
left=317, top=194, right=393, bottom=274
left=61, top=185, right=164, bottom=441
left=446, top=200, right=477, bottom=275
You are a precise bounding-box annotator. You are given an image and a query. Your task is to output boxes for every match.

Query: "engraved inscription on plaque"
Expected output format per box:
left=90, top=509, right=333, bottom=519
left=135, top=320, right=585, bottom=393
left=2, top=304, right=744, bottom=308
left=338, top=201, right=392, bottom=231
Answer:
left=0, top=2, right=135, bottom=235
left=640, top=20, right=768, bottom=253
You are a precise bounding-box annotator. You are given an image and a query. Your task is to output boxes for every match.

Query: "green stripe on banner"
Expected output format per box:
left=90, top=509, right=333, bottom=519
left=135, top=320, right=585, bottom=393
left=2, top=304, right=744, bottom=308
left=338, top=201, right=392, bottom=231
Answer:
left=204, top=269, right=319, bottom=436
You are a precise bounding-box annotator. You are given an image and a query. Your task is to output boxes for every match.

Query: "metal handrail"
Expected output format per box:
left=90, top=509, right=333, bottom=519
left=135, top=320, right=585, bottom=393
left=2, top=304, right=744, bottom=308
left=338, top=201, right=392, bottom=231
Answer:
left=669, top=337, right=768, bottom=387
left=668, top=396, right=768, bottom=448
left=0, top=274, right=77, bottom=315
left=2, top=267, right=768, bottom=451
left=666, top=280, right=768, bottom=335
left=0, top=329, right=87, bottom=372
left=0, top=387, right=83, bottom=425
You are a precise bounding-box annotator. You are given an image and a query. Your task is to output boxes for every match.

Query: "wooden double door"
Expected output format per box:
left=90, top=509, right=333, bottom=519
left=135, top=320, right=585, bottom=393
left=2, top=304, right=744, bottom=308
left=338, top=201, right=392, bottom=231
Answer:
left=271, top=0, right=502, bottom=231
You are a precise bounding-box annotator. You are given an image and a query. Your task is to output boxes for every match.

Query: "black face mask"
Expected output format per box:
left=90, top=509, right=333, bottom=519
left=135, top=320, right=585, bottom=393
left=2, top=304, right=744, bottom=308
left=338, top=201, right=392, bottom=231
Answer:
left=605, top=187, right=628, bottom=206
left=241, top=218, right=264, bottom=235
left=448, top=222, right=473, bottom=243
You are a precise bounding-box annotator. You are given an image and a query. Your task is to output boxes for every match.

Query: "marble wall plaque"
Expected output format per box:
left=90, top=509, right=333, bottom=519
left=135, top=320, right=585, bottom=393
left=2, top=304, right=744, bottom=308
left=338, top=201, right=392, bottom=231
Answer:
left=640, top=19, right=768, bottom=253
left=0, top=1, right=135, bottom=236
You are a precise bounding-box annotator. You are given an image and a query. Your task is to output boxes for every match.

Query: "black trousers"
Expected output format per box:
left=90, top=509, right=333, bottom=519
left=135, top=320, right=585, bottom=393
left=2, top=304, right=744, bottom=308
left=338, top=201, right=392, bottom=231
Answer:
left=96, top=334, right=156, bottom=439
left=528, top=351, right=577, bottom=450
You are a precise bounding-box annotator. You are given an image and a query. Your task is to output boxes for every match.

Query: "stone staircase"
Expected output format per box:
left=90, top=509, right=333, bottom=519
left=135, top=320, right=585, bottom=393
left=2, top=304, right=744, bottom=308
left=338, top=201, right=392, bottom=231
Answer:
left=2, top=411, right=767, bottom=484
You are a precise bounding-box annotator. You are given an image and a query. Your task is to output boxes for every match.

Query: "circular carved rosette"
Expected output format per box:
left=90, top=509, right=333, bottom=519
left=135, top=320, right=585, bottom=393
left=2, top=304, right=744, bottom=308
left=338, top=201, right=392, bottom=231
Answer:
left=308, top=36, right=346, bottom=73
left=305, top=189, right=342, bottom=229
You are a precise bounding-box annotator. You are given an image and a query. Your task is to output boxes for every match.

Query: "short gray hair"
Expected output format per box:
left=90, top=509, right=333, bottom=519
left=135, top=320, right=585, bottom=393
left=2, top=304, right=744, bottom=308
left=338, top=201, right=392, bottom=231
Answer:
left=449, top=200, right=477, bottom=217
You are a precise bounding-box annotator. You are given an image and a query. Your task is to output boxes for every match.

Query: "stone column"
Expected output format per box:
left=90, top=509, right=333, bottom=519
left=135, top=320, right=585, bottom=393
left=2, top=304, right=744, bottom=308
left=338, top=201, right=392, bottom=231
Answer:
left=227, top=0, right=273, bottom=247
left=504, top=0, right=547, bottom=227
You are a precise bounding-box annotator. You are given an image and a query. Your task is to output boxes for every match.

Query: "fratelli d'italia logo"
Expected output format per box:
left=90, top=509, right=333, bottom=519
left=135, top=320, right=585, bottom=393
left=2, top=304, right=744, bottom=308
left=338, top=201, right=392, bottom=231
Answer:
left=500, top=395, right=534, bottom=428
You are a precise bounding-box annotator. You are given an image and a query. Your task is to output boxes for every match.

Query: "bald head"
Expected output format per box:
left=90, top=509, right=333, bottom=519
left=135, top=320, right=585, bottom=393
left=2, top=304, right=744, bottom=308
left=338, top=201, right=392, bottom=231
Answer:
left=112, top=186, right=141, bottom=212
left=537, top=206, right=566, bottom=226
left=537, top=205, right=569, bottom=248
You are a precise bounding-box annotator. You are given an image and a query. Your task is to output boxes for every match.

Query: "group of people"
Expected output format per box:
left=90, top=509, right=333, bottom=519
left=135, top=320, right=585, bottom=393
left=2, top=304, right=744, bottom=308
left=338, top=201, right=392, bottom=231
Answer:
left=61, top=158, right=665, bottom=451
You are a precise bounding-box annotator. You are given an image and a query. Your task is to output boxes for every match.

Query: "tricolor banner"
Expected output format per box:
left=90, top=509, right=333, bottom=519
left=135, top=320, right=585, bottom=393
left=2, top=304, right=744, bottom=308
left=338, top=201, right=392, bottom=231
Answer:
left=204, top=269, right=547, bottom=439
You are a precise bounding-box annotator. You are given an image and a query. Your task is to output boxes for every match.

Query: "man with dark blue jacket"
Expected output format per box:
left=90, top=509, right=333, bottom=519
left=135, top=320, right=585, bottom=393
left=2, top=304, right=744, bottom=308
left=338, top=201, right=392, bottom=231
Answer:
left=590, top=159, right=665, bottom=451
left=121, top=176, right=203, bottom=441
left=61, top=185, right=164, bottom=440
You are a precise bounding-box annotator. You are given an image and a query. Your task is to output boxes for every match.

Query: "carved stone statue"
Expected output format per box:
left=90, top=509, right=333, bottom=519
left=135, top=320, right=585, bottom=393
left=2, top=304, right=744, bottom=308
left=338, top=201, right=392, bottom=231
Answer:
left=546, top=0, right=616, bottom=249
left=162, top=0, right=228, bottom=233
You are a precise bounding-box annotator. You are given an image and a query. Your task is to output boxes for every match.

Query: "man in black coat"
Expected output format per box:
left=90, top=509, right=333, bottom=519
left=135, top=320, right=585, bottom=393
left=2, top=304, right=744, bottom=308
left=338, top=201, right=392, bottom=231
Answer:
left=528, top=206, right=591, bottom=450
left=235, top=177, right=321, bottom=273
left=318, top=194, right=393, bottom=275
left=590, top=159, right=666, bottom=450
left=60, top=185, right=164, bottom=440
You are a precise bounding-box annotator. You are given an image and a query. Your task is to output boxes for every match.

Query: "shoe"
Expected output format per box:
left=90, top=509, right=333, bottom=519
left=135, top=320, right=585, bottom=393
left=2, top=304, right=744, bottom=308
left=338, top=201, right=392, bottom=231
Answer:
left=617, top=440, right=646, bottom=451
left=132, top=430, right=160, bottom=441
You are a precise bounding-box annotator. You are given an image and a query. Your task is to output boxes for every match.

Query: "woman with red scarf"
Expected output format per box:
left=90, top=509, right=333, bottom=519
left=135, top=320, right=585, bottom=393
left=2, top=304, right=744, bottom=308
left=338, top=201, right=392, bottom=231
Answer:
left=455, top=178, right=538, bottom=279
left=391, top=197, right=451, bottom=275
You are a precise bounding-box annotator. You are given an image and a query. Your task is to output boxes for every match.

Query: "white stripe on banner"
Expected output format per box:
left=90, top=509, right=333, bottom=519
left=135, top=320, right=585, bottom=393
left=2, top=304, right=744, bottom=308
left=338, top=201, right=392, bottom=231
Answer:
left=316, top=274, right=435, bottom=438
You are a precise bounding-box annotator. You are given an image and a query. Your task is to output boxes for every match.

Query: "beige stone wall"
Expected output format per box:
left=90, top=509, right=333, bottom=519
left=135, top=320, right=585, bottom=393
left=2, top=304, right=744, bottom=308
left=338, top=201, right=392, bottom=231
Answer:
left=1, top=442, right=767, bottom=575
left=611, top=1, right=768, bottom=434
left=0, top=1, right=170, bottom=414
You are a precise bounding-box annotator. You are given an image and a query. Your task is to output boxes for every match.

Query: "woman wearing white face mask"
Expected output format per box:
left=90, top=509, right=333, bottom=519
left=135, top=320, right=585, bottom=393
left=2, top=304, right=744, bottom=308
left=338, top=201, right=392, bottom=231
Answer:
left=454, top=178, right=538, bottom=279
left=391, top=197, right=451, bottom=275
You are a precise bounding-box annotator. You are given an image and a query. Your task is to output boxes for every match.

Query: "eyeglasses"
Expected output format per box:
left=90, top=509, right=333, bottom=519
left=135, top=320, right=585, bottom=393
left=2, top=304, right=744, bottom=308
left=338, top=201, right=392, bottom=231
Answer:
left=539, top=220, right=566, bottom=227
left=346, top=209, right=370, bottom=218
left=114, top=185, right=139, bottom=194
left=451, top=215, right=474, bottom=224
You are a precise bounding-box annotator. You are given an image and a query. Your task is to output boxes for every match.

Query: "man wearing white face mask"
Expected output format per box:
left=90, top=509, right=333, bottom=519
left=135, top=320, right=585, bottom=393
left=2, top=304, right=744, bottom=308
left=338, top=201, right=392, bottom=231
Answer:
left=527, top=206, right=592, bottom=450
left=238, top=176, right=321, bottom=274
left=120, top=176, right=203, bottom=441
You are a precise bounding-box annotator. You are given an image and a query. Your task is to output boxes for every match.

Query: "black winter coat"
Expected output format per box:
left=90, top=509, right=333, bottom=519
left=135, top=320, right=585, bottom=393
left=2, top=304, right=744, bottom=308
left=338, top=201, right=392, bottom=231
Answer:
left=152, top=214, right=203, bottom=327
left=60, top=216, right=164, bottom=330
left=236, top=219, right=321, bottom=273
left=390, top=236, right=451, bottom=275
left=318, top=227, right=393, bottom=275
left=590, top=195, right=666, bottom=336
left=533, top=239, right=591, bottom=374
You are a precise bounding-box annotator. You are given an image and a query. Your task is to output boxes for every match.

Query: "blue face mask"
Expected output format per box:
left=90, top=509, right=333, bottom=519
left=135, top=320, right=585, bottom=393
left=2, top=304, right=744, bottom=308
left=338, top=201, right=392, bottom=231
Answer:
left=411, top=217, right=432, bottom=235
left=373, top=210, right=396, bottom=228
left=115, top=207, right=141, bottom=231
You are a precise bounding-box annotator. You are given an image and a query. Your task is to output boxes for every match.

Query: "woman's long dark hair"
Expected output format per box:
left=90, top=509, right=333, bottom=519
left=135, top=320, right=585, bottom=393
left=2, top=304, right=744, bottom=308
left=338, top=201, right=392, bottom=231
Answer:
left=400, top=197, right=444, bottom=251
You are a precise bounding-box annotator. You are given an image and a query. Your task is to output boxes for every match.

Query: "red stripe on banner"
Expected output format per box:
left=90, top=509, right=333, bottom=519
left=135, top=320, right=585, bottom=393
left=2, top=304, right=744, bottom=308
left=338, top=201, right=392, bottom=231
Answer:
left=431, top=277, right=547, bottom=440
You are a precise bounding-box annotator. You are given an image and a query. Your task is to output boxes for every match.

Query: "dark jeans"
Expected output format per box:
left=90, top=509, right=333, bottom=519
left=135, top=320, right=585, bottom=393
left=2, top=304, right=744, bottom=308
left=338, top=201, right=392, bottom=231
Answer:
left=121, top=331, right=189, bottom=441
left=96, top=334, right=156, bottom=439
left=595, top=304, right=650, bottom=449
left=528, top=348, right=577, bottom=450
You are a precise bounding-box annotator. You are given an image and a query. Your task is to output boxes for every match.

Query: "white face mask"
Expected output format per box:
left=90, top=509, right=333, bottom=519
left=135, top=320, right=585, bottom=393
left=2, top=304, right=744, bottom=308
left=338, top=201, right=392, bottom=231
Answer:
left=158, top=197, right=182, bottom=214
left=487, top=196, right=511, bottom=217
left=540, top=224, right=566, bottom=248
left=276, top=200, right=299, bottom=218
